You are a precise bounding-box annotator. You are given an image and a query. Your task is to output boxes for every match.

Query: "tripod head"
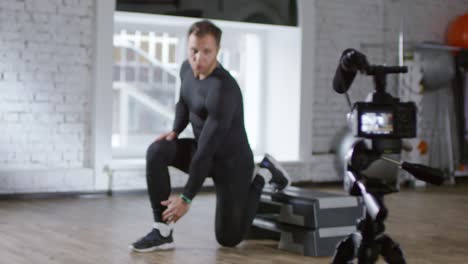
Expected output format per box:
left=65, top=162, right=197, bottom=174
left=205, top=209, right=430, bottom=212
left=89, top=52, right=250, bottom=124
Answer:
left=346, top=140, right=444, bottom=185
left=345, top=139, right=444, bottom=221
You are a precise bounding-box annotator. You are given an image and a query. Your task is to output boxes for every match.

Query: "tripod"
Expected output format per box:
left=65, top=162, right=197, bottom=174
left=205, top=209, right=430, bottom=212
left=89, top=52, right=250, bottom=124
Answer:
left=333, top=171, right=406, bottom=264
left=331, top=142, right=444, bottom=264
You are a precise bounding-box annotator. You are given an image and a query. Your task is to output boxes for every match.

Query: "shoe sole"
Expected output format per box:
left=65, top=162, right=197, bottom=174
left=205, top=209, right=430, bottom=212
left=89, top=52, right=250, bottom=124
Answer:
left=264, top=154, right=291, bottom=189
left=129, top=242, right=175, bottom=253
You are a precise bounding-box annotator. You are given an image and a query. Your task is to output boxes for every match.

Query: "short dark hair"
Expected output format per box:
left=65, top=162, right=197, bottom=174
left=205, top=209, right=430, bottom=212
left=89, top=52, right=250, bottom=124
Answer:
left=188, top=20, right=222, bottom=46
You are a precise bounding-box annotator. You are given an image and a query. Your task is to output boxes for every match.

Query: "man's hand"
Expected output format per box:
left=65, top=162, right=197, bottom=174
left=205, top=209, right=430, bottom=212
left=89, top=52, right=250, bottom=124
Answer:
left=155, top=131, right=178, bottom=142
left=161, top=196, right=190, bottom=223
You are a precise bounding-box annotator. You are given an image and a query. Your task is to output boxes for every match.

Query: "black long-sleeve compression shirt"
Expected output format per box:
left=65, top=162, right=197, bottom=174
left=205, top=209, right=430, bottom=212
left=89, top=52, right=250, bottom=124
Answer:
left=172, top=60, right=252, bottom=200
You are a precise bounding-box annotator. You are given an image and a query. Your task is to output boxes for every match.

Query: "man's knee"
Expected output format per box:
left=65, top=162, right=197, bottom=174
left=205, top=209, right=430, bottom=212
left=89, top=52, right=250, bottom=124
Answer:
left=146, top=140, right=173, bottom=162
left=215, top=228, right=243, bottom=247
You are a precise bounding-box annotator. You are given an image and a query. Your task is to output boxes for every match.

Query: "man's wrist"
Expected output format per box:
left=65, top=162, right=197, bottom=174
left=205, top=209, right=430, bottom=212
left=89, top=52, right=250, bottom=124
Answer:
left=179, top=194, right=192, bottom=204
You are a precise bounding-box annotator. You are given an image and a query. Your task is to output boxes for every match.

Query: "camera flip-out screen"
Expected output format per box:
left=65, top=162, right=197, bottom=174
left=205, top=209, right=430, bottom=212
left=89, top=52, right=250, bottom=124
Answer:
left=360, top=111, right=393, bottom=135
left=351, top=102, right=416, bottom=139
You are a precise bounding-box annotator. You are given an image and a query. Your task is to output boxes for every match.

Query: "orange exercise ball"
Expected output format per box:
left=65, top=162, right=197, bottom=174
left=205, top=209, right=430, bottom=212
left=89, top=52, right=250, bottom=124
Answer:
left=447, top=13, right=468, bottom=48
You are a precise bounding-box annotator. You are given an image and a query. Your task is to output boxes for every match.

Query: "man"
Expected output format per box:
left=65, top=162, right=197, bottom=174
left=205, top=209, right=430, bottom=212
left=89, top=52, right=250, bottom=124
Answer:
left=131, top=20, right=290, bottom=252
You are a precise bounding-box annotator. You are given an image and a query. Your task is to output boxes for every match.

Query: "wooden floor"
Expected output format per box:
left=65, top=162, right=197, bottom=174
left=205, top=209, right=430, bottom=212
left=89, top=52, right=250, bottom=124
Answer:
left=1, top=180, right=468, bottom=264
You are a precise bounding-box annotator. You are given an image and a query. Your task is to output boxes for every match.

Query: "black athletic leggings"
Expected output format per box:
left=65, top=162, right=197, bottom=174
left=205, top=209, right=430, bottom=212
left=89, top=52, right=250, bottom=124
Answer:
left=146, top=138, right=265, bottom=247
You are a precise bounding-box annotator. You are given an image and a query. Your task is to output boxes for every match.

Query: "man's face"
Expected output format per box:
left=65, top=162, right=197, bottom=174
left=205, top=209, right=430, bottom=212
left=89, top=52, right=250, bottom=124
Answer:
left=187, top=33, right=219, bottom=77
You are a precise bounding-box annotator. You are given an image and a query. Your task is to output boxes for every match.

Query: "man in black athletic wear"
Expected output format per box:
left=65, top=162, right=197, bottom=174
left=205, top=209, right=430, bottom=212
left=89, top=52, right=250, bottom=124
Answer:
left=131, top=20, right=291, bottom=252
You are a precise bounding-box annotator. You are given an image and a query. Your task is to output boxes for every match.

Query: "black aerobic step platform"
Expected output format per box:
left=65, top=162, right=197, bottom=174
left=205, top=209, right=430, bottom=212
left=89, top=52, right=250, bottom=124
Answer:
left=251, top=214, right=356, bottom=257
left=260, top=186, right=363, bottom=229
left=248, top=186, right=363, bottom=257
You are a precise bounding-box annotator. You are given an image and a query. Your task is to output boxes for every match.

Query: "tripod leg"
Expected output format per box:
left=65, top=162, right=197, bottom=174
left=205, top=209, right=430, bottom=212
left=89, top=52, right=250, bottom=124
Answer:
left=332, top=232, right=362, bottom=264
left=378, top=234, right=406, bottom=264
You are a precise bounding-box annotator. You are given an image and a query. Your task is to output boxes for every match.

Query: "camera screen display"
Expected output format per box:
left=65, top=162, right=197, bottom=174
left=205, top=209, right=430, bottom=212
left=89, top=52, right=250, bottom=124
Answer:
left=360, top=112, right=393, bottom=135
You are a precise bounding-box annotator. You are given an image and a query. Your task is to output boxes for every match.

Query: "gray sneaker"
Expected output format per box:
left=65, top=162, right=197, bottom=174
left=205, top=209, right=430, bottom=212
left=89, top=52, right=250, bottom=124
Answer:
left=130, top=229, right=174, bottom=253
left=259, top=154, right=291, bottom=190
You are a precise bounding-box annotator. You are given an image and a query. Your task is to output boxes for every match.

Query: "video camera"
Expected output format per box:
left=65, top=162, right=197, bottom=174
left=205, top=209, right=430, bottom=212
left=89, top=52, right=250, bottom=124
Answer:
left=334, top=49, right=417, bottom=140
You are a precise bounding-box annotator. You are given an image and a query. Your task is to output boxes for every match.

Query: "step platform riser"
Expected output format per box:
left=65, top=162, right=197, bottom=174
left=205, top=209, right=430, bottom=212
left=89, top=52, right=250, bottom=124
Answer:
left=248, top=186, right=363, bottom=257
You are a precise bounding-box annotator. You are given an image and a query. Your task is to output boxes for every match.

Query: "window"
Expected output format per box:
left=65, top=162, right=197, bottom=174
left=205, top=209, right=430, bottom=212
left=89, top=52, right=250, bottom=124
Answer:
left=112, top=13, right=264, bottom=158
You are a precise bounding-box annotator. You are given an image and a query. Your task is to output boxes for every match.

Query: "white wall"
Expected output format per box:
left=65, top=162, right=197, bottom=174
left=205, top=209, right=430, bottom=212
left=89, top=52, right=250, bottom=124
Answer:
left=298, top=0, right=315, bottom=162
left=311, top=0, right=385, bottom=154
left=2, top=0, right=468, bottom=193
left=0, top=0, right=118, bottom=194
left=291, top=0, right=387, bottom=182
left=0, top=0, right=97, bottom=193
left=0, top=0, right=94, bottom=169
left=91, top=0, right=115, bottom=191
left=264, top=27, right=302, bottom=161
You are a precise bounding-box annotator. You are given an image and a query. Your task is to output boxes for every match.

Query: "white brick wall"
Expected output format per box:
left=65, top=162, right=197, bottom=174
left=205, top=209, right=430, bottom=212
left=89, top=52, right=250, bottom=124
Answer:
left=0, top=168, right=94, bottom=194
left=309, top=0, right=468, bottom=180
left=0, top=0, right=94, bottom=169
left=312, top=0, right=385, bottom=154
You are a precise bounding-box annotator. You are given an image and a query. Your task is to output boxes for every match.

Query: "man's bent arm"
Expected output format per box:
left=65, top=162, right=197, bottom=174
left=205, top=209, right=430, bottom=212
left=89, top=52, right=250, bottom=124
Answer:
left=182, top=86, right=237, bottom=200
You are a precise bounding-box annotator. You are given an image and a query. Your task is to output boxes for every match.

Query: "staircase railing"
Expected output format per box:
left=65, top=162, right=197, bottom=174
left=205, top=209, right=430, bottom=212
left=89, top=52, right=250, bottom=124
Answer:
left=113, top=35, right=180, bottom=147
